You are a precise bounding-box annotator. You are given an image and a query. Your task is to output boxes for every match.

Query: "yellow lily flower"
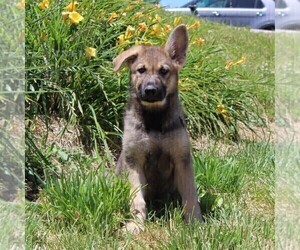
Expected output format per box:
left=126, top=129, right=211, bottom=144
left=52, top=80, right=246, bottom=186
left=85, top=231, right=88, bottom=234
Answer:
left=126, top=5, right=134, bottom=11
left=178, top=78, right=197, bottom=92
left=216, top=104, right=230, bottom=120
left=40, top=32, right=47, bottom=42
left=38, top=0, right=49, bottom=10
left=16, top=0, right=25, bottom=10
left=85, top=47, right=97, bottom=59
left=173, top=16, right=182, bottom=26
left=149, top=24, right=161, bottom=37
left=154, top=14, right=161, bottom=22
left=135, top=39, right=141, bottom=45
left=192, top=38, right=205, bottom=47
left=68, top=11, right=84, bottom=24
left=133, top=12, right=144, bottom=20
left=225, top=56, right=246, bottom=69
left=216, top=104, right=227, bottom=114
left=163, top=24, right=172, bottom=33
left=19, top=32, right=25, bottom=41
left=225, top=60, right=234, bottom=69
left=108, top=12, right=118, bottom=23
left=138, top=22, right=147, bottom=32
left=135, top=38, right=153, bottom=46
left=235, top=56, right=247, bottom=65
left=125, top=25, right=135, bottom=39
left=188, top=20, right=200, bottom=29
left=65, top=1, right=78, bottom=12
left=117, top=34, right=130, bottom=46
left=99, top=12, right=106, bottom=19
left=62, top=11, right=69, bottom=20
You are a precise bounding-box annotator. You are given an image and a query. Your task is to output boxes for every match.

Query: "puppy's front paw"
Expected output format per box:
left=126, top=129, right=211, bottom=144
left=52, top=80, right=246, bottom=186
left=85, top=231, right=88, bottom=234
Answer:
left=123, top=221, right=144, bottom=235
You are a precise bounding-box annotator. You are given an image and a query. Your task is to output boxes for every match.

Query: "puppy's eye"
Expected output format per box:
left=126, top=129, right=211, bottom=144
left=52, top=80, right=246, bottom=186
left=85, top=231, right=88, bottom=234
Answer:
left=137, top=67, right=146, bottom=74
left=159, top=67, right=169, bottom=76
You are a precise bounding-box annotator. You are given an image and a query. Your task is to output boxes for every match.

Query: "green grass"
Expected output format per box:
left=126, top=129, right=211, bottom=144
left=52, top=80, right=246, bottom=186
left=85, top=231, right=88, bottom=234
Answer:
left=0, top=0, right=25, bottom=248
left=275, top=32, right=300, bottom=120
left=0, top=201, right=25, bottom=249
left=0, top=0, right=25, bottom=199
left=26, top=142, right=274, bottom=249
left=275, top=143, right=300, bottom=249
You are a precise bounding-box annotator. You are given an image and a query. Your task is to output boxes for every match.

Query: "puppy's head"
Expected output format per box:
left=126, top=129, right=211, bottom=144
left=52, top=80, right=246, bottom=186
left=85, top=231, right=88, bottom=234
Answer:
left=113, top=25, right=188, bottom=110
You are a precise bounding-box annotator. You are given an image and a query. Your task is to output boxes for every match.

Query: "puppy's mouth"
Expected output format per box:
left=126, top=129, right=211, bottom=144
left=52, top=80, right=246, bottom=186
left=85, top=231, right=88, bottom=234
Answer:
left=140, top=99, right=167, bottom=108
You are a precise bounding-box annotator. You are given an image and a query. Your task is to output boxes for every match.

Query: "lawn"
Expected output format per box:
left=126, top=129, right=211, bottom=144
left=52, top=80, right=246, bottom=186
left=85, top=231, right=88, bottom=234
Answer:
left=26, top=142, right=274, bottom=249
left=24, top=0, right=274, bottom=249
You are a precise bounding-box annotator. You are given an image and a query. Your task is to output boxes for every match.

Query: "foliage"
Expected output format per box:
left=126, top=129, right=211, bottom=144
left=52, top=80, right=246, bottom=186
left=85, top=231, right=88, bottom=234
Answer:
left=25, top=0, right=273, bottom=141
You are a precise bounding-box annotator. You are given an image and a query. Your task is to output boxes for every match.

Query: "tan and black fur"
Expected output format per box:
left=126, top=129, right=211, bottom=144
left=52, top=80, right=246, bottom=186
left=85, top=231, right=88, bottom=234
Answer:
left=113, top=25, right=202, bottom=234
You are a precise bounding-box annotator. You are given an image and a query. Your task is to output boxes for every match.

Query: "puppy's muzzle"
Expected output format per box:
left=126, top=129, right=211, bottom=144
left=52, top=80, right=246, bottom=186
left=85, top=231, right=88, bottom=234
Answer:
left=140, top=82, right=166, bottom=103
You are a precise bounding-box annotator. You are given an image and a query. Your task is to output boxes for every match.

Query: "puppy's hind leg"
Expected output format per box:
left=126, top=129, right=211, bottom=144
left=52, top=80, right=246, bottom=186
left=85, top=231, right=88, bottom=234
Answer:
left=174, top=155, right=203, bottom=223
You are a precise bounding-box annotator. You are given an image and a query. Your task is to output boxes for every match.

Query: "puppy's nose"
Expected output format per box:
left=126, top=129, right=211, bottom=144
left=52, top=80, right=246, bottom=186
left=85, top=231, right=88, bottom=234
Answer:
left=144, top=85, right=157, bottom=97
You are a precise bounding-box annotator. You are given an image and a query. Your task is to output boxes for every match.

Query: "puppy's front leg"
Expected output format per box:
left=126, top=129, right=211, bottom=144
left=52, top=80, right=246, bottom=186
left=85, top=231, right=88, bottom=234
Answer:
left=125, top=166, right=147, bottom=234
left=174, top=155, right=203, bottom=222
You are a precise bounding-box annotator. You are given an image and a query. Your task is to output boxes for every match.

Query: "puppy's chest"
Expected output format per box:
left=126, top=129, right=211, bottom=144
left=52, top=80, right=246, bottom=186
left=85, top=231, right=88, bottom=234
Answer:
left=143, top=148, right=174, bottom=186
left=141, top=113, right=184, bottom=135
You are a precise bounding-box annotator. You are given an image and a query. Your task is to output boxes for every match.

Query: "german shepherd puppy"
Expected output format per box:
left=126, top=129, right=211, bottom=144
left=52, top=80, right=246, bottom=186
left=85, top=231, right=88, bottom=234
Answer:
left=113, top=25, right=202, bottom=234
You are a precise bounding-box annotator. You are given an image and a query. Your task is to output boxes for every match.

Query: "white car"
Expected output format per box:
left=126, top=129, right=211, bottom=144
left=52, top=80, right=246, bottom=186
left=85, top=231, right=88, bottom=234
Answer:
left=276, top=0, right=300, bottom=30
left=162, top=0, right=275, bottom=30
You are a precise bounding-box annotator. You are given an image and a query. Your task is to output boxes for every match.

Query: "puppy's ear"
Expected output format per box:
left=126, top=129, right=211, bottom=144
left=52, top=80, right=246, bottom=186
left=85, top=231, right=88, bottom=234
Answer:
left=113, top=46, right=142, bottom=71
left=165, top=25, right=188, bottom=69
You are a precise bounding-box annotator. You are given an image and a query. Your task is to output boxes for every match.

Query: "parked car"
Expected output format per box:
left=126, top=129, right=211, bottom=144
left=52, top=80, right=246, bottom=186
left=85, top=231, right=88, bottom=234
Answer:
left=162, top=0, right=275, bottom=30
left=275, top=0, right=300, bottom=30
